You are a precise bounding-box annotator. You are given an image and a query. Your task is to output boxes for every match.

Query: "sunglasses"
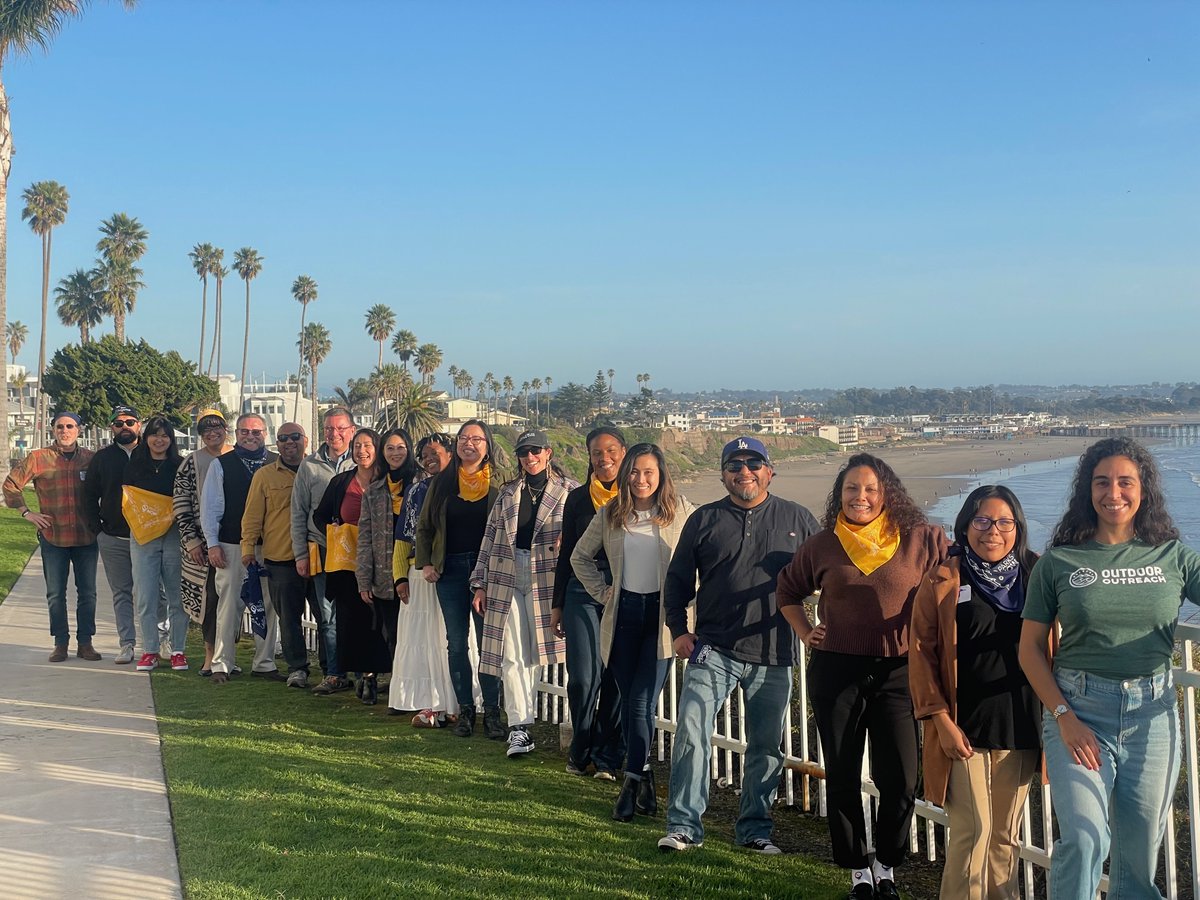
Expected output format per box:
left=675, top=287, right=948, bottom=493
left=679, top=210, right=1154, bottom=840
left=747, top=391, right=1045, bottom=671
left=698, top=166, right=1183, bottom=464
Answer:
left=516, top=446, right=546, bottom=458
left=722, top=458, right=766, bottom=473
left=112, top=418, right=138, bottom=428
left=277, top=433, right=304, bottom=443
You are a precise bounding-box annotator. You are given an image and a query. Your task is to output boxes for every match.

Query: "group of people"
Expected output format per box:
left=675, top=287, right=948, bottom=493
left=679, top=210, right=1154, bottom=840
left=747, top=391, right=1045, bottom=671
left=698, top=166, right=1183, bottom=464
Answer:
left=7, top=407, right=1195, bottom=900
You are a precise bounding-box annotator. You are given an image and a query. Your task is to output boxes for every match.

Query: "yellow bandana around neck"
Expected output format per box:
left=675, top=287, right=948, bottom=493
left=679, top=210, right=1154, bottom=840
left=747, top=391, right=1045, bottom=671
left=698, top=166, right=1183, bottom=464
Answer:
left=457, top=464, right=491, bottom=502
left=387, top=477, right=404, bottom=515
left=834, top=511, right=900, bottom=576
left=589, top=475, right=619, bottom=511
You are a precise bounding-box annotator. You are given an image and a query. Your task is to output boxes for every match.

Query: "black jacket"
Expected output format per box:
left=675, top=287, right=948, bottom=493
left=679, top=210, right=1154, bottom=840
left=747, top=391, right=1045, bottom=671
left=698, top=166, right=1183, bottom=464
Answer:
left=83, top=443, right=135, bottom=538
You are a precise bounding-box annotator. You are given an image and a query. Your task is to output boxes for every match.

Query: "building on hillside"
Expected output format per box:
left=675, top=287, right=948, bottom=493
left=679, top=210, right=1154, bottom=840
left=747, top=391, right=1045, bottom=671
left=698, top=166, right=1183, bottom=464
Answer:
left=818, top=423, right=860, bottom=447
left=661, top=413, right=691, bottom=432
left=440, top=397, right=528, bottom=432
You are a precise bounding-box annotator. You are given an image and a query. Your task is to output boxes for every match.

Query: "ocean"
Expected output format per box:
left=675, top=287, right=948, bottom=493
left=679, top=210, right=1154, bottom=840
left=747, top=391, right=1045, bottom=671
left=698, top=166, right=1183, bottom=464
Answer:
left=928, top=438, right=1200, bottom=620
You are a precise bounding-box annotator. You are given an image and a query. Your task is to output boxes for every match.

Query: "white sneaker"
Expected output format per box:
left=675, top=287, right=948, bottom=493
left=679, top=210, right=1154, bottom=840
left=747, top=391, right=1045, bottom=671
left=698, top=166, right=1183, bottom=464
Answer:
left=115, top=644, right=135, bottom=665
left=658, top=832, right=703, bottom=852
left=505, top=728, right=534, bottom=757
left=286, top=670, right=308, bottom=689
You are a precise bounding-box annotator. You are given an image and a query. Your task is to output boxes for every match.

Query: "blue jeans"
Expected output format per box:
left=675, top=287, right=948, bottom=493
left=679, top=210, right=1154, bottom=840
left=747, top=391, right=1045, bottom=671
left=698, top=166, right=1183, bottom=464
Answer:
left=39, top=536, right=99, bottom=645
left=1043, top=666, right=1180, bottom=900
left=563, top=577, right=624, bottom=772
left=435, top=551, right=499, bottom=709
left=605, top=589, right=669, bottom=779
left=130, top=524, right=187, bottom=655
left=664, top=645, right=791, bottom=844
left=311, top=563, right=341, bottom=678
left=97, top=532, right=135, bottom=647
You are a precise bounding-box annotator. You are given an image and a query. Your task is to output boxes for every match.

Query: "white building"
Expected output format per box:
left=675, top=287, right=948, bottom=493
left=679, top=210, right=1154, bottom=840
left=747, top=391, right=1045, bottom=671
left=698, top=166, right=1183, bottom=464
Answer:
left=818, top=424, right=860, bottom=447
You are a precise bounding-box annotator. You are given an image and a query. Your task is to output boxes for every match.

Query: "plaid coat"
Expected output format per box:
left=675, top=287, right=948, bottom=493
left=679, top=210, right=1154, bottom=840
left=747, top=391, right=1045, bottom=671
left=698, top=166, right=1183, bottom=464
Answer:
left=472, top=472, right=578, bottom=676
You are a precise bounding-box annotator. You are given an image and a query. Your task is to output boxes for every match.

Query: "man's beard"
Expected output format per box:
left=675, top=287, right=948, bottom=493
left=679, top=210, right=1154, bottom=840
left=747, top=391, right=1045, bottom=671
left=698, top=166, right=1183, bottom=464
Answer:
left=114, top=431, right=138, bottom=446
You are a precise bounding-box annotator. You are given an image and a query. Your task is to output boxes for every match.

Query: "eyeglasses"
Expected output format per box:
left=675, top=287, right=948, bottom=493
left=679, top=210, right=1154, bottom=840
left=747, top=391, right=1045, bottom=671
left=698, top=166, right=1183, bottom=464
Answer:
left=722, top=458, right=766, bottom=473
left=970, top=516, right=1017, bottom=533
left=324, top=423, right=354, bottom=433
left=112, top=419, right=138, bottom=428
left=238, top=429, right=265, bottom=437
left=459, top=436, right=487, bottom=445
left=516, top=447, right=546, bottom=458
left=277, top=433, right=304, bottom=443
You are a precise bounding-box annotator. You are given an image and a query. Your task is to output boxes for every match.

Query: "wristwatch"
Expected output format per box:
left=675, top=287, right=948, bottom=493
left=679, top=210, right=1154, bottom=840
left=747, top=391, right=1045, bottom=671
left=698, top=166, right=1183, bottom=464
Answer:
left=1052, top=703, right=1071, bottom=720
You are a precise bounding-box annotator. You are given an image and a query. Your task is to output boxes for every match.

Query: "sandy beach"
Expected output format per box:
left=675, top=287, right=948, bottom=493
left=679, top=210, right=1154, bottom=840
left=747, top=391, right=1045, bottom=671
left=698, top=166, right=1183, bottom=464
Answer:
left=679, top=436, right=1097, bottom=513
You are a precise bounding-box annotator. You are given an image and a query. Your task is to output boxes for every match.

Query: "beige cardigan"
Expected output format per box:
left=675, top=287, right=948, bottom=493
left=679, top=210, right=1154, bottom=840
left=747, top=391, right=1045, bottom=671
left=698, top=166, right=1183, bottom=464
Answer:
left=570, top=496, right=695, bottom=665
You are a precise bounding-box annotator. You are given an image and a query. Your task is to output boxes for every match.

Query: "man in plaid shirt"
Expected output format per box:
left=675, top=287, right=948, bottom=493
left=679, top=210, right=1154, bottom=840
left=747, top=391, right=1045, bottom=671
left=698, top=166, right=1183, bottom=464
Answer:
left=3, top=412, right=100, bottom=662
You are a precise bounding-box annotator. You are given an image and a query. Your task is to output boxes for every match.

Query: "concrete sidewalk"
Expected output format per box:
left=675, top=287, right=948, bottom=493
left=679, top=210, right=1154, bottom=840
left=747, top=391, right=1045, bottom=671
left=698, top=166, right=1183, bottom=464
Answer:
left=0, top=548, right=183, bottom=899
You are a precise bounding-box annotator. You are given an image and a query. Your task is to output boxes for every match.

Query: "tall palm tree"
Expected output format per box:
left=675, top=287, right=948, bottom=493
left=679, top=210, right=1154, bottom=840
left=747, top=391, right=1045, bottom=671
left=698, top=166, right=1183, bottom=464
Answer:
left=530, top=377, right=542, bottom=427
left=414, top=343, right=442, bottom=386
left=20, top=180, right=67, bottom=446
left=298, top=321, right=331, bottom=439
left=607, top=368, right=615, bottom=406
left=54, top=268, right=104, bottom=344
left=205, top=248, right=225, bottom=375
left=456, top=369, right=473, bottom=401
left=503, top=376, right=515, bottom=418
left=6, top=319, right=26, bottom=363
left=290, top=275, right=318, bottom=418
left=95, top=212, right=148, bottom=343
left=446, top=365, right=459, bottom=398
left=482, top=372, right=496, bottom=423
left=232, top=247, right=263, bottom=411
left=521, top=380, right=531, bottom=420
left=188, top=242, right=216, bottom=372
left=370, top=363, right=407, bottom=417
left=364, top=304, right=396, bottom=374
left=390, top=328, right=417, bottom=371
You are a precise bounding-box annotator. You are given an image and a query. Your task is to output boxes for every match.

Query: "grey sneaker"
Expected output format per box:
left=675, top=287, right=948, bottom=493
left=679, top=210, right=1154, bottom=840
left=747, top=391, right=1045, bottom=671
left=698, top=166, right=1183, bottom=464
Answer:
left=740, top=838, right=782, bottom=855
left=115, top=644, right=135, bottom=665
left=286, top=670, right=309, bottom=689
left=658, top=832, right=703, bottom=852
left=505, top=727, right=534, bottom=757
left=311, top=675, right=351, bottom=695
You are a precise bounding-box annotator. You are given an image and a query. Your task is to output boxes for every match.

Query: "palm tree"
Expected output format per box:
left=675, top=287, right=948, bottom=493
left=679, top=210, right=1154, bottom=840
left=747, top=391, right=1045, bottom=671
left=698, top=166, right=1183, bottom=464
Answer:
left=298, top=321, right=331, bottom=439
left=456, top=369, right=473, bottom=401
left=446, top=365, right=459, bottom=398
left=521, top=380, right=531, bottom=420
left=378, top=380, right=442, bottom=440
left=364, top=304, right=396, bottom=374
left=20, top=180, right=67, bottom=447
left=290, top=275, right=318, bottom=418
left=6, top=319, right=26, bottom=363
left=414, top=343, right=442, bottom=386
left=188, top=242, right=216, bottom=373
left=503, top=376, right=515, bottom=419
left=95, top=212, right=148, bottom=343
left=370, top=363, right=407, bottom=416
left=482, top=372, right=496, bottom=423
left=205, top=248, right=225, bottom=375
left=232, top=247, right=263, bottom=411
left=607, top=368, right=615, bottom=407
left=333, top=377, right=372, bottom=417
left=530, top=377, right=542, bottom=427
left=391, top=328, right=417, bottom=371
left=543, top=375, right=553, bottom=423
left=54, top=268, right=104, bottom=344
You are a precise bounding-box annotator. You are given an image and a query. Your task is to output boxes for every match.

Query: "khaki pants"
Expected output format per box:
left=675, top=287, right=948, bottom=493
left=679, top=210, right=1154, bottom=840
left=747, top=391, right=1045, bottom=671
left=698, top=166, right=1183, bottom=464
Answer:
left=940, top=747, right=1038, bottom=900
left=211, top=543, right=279, bottom=676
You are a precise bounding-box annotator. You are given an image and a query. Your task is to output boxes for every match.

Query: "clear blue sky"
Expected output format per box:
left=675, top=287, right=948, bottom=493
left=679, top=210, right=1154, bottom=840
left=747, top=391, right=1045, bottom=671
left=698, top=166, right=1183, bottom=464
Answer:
left=7, top=1, right=1198, bottom=396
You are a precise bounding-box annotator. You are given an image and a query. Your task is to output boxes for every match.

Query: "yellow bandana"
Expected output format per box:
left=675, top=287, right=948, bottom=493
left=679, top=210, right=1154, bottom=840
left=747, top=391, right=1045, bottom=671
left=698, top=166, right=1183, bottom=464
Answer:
left=457, top=464, right=491, bottom=502
left=588, top=476, right=619, bottom=511
left=387, top=477, right=404, bottom=516
left=834, top=511, right=900, bottom=576
left=122, top=486, right=175, bottom=545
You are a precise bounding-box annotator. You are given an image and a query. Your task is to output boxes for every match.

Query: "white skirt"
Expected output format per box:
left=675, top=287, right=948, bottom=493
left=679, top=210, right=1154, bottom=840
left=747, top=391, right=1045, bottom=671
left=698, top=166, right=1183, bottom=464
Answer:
left=388, top=575, right=476, bottom=712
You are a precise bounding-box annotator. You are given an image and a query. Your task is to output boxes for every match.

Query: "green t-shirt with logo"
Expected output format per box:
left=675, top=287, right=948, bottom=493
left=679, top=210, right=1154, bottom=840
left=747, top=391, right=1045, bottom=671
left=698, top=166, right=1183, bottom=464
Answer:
left=1023, top=539, right=1200, bottom=680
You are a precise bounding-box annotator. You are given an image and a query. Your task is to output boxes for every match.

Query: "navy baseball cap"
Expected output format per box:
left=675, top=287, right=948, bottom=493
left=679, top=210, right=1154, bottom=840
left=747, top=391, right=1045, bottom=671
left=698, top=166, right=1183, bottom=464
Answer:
left=721, top=436, right=771, bottom=466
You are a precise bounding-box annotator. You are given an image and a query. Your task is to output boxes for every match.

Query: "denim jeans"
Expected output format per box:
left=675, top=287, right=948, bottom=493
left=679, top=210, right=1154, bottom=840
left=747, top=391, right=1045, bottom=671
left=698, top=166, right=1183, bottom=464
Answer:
left=265, top=561, right=317, bottom=674
left=605, top=589, right=670, bottom=779
left=39, top=536, right=99, bottom=645
left=1043, top=666, right=1180, bottom=900
left=130, top=524, right=187, bottom=655
left=563, top=577, right=624, bottom=772
left=97, top=532, right=135, bottom=647
left=311, top=563, right=341, bottom=678
left=436, top=551, right=499, bottom=709
left=664, top=645, right=792, bottom=844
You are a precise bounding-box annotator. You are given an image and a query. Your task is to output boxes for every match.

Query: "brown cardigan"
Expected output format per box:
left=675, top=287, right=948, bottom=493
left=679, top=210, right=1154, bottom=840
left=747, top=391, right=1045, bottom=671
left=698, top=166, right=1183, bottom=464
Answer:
left=909, top=554, right=1053, bottom=806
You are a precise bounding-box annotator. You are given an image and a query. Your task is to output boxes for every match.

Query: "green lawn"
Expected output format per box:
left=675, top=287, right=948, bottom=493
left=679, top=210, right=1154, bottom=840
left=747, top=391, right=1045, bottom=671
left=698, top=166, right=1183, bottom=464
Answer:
left=153, top=630, right=852, bottom=900
left=0, top=489, right=41, bottom=604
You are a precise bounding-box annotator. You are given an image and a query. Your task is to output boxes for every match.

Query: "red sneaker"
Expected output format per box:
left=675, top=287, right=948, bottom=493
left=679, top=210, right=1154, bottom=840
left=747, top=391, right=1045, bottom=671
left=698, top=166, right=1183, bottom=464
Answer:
left=136, top=652, right=159, bottom=671
left=170, top=653, right=189, bottom=671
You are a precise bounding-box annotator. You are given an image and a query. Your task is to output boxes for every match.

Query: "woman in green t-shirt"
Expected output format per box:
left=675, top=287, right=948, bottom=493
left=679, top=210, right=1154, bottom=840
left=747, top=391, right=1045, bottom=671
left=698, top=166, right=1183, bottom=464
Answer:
left=1019, top=437, right=1200, bottom=900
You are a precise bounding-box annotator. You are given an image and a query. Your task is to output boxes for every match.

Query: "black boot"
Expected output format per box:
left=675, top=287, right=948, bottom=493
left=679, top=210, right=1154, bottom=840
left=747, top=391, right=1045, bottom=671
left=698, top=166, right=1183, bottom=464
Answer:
left=635, top=767, right=657, bottom=816
left=361, top=674, right=378, bottom=705
left=613, top=775, right=638, bottom=822
left=453, top=704, right=476, bottom=737
left=483, top=706, right=506, bottom=740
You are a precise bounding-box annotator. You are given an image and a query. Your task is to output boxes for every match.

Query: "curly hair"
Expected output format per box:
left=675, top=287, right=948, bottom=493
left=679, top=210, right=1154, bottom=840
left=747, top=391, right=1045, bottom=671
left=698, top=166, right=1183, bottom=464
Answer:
left=821, top=452, right=927, bottom=536
left=1051, top=437, right=1178, bottom=547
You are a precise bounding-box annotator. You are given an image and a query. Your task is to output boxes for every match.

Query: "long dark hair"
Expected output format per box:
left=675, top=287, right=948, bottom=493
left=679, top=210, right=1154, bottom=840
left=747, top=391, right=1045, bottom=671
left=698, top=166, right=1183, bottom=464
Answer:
left=1051, top=437, right=1178, bottom=547
left=382, top=427, right=418, bottom=491
left=953, top=484, right=1038, bottom=575
left=424, top=419, right=504, bottom=515
left=126, top=416, right=181, bottom=481
left=350, top=428, right=385, bottom=483
left=822, top=452, right=926, bottom=535
left=606, top=442, right=680, bottom=528
left=584, top=426, right=627, bottom=481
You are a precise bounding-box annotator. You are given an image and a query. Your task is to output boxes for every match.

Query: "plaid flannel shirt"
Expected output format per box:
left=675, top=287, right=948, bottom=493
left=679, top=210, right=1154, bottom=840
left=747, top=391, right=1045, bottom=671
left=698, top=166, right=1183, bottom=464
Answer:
left=3, top=444, right=96, bottom=547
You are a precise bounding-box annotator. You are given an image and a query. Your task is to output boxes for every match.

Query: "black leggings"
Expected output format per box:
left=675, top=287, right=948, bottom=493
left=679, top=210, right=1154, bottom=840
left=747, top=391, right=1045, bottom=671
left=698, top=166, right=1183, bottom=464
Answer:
left=808, top=649, right=920, bottom=869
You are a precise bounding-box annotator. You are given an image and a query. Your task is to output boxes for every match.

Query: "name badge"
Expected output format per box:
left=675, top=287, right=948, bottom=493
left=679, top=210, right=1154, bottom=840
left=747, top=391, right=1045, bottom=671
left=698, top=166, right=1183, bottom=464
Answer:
left=957, top=585, right=972, bottom=605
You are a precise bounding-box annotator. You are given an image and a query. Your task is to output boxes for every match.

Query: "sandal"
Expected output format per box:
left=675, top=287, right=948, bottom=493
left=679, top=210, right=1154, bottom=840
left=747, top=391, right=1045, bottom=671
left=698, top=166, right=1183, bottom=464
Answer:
left=411, top=709, right=446, bottom=728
